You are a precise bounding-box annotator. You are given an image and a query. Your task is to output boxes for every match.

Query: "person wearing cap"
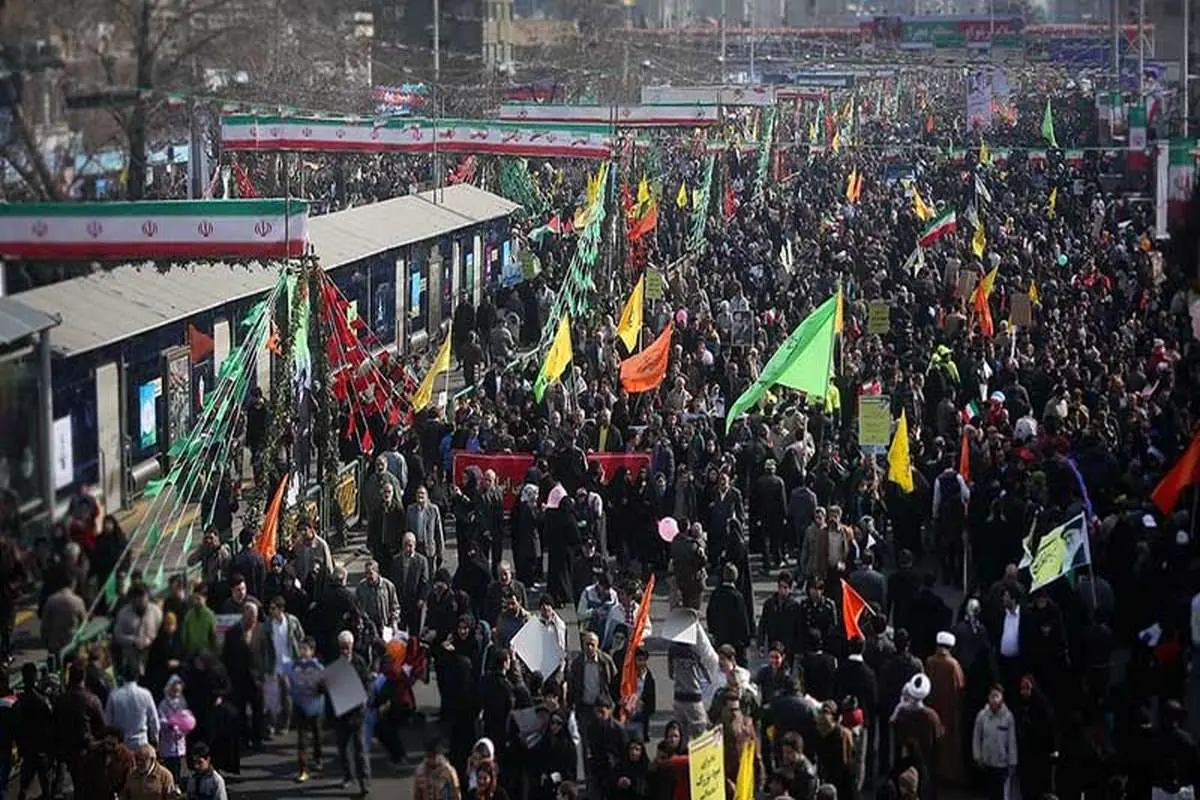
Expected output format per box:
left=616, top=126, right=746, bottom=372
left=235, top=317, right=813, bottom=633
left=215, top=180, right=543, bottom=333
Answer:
left=889, top=674, right=944, bottom=786
left=926, top=631, right=966, bottom=785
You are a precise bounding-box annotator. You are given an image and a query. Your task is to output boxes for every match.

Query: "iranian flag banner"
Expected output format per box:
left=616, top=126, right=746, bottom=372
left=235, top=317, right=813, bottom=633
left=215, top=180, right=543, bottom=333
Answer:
left=497, top=103, right=720, bottom=127
left=918, top=208, right=957, bottom=246
left=221, top=114, right=615, bottom=160
left=0, top=199, right=310, bottom=261
left=1168, top=139, right=1197, bottom=225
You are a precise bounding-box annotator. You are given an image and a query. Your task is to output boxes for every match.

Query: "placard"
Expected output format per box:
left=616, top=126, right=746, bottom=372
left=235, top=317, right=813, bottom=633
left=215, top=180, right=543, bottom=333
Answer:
left=730, top=309, right=754, bottom=347
left=1009, top=293, right=1033, bottom=327
left=510, top=618, right=566, bottom=678
left=645, top=269, right=666, bottom=300
left=688, top=727, right=726, bottom=800
left=858, top=395, right=892, bottom=452
left=867, top=302, right=891, bottom=335
left=323, top=658, right=368, bottom=718
left=53, top=415, right=74, bottom=490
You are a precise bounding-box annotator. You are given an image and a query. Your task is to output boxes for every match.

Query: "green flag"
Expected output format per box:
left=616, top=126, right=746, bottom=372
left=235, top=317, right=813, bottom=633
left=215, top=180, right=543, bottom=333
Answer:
left=725, top=293, right=839, bottom=432
left=1041, top=99, right=1058, bottom=149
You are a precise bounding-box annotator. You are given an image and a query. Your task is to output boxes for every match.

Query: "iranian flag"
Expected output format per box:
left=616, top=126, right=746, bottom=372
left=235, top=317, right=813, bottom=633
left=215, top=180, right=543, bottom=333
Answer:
left=918, top=209, right=957, bottom=247
left=1168, top=140, right=1197, bottom=225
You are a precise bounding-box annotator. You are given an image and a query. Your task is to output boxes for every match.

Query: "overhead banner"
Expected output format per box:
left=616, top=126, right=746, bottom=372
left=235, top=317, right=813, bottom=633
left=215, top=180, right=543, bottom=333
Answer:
left=0, top=199, right=310, bottom=260
left=221, top=115, right=615, bottom=159
left=640, top=85, right=777, bottom=107
left=453, top=451, right=651, bottom=512
left=498, top=104, right=720, bottom=127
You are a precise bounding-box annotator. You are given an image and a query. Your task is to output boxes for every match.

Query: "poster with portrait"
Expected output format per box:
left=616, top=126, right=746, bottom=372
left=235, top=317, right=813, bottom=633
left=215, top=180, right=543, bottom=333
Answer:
left=162, top=346, right=192, bottom=464
left=730, top=309, right=754, bottom=348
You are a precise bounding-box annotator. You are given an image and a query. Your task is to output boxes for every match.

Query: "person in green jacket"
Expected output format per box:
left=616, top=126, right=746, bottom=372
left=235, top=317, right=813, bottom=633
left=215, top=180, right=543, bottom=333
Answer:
left=180, top=583, right=218, bottom=657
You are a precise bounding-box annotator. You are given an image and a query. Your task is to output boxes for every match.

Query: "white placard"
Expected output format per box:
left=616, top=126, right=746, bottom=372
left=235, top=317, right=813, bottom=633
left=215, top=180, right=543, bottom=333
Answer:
left=53, top=415, right=74, bottom=490
left=510, top=618, right=566, bottom=678
left=658, top=607, right=701, bottom=644
left=323, top=658, right=368, bottom=718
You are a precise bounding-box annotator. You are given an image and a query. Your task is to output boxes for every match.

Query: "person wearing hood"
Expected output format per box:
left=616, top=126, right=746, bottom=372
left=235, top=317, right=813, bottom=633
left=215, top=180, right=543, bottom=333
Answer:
left=157, top=674, right=191, bottom=782
left=511, top=483, right=543, bottom=586
left=1012, top=675, right=1057, bottom=800
left=926, top=631, right=967, bottom=787
left=890, top=673, right=943, bottom=799
left=120, top=743, right=176, bottom=800
left=708, top=644, right=761, bottom=723
left=951, top=597, right=998, bottom=776
left=465, top=737, right=497, bottom=794
left=611, top=736, right=651, bottom=800
left=543, top=484, right=581, bottom=607
left=971, top=685, right=1018, bottom=800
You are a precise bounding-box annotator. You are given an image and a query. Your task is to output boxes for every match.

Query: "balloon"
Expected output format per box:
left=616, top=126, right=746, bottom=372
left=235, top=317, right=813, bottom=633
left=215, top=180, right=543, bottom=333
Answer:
left=1057, top=254, right=1068, bottom=266
left=657, top=517, right=680, bottom=542
left=168, top=709, right=196, bottom=735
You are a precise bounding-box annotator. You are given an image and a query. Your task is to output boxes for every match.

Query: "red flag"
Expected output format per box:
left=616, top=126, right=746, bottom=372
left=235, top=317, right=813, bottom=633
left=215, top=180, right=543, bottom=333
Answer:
left=723, top=184, right=736, bottom=220
left=256, top=474, right=289, bottom=562
left=972, top=284, right=995, bottom=338
left=620, top=575, right=656, bottom=714
left=1152, top=433, right=1200, bottom=515
left=841, top=578, right=868, bottom=641
left=233, top=162, right=259, bottom=198
left=627, top=199, right=658, bottom=242
left=959, top=430, right=971, bottom=485
left=187, top=324, right=214, bottom=364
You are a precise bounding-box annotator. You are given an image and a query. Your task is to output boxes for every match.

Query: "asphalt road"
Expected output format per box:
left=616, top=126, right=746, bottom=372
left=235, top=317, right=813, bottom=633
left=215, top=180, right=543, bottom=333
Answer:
left=8, top=530, right=961, bottom=799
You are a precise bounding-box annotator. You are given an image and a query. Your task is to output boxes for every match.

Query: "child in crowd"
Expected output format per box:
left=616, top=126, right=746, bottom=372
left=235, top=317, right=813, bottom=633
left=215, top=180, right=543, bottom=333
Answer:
left=289, top=636, right=325, bottom=783
left=157, top=674, right=192, bottom=782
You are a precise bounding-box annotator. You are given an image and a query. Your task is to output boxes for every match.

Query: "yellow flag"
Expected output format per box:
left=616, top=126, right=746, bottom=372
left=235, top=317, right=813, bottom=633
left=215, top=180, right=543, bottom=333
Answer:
left=845, top=169, right=858, bottom=202
left=691, top=188, right=701, bottom=210
left=734, top=739, right=756, bottom=800
left=412, top=330, right=452, bottom=412
left=616, top=275, right=645, bottom=353
left=637, top=175, right=651, bottom=206
left=888, top=410, right=914, bottom=493
left=913, top=189, right=934, bottom=221
left=676, top=182, right=688, bottom=209
left=834, top=287, right=845, bottom=334
left=1047, top=187, right=1057, bottom=219
left=808, top=120, right=818, bottom=142
left=979, top=264, right=999, bottom=297
left=971, top=225, right=986, bottom=259
left=979, top=140, right=991, bottom=166
left=586, top=165, right=605, bottom=207
left=1029, top=279, right=1042, bottom=306
left=832, top=131, right=841, bottom=153
left=534, top=314, right=573, bottom=402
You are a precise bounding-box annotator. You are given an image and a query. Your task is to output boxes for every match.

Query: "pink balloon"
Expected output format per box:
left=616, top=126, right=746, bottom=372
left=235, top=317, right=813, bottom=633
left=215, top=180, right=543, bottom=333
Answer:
left=657, top=517, right=680, bottom=542
left=168, top=709, right=196, bottom=734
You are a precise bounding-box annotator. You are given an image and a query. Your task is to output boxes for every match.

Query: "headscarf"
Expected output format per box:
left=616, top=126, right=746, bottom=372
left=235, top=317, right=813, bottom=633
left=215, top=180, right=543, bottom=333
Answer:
left=520, top=484, right=540, bottom=507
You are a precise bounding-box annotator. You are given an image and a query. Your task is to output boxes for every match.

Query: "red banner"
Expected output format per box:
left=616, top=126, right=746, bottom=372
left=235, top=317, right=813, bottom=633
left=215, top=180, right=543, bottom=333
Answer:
left=452, top=451, right=651, bottom=512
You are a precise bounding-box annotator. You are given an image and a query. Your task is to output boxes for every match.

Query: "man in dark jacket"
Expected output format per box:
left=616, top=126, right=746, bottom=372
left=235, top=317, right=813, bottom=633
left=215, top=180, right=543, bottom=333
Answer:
left=222, top=602, right=275, bottom=750
left=707, top=564, right=753, bottom=664
left=848, top=551, right=887, bottom=612
left=479, top=470, right=507, bottom=577
left=14, top=662, right=57, bottom=799
left=230, top=530, right=267, bottom=603
left=53, top=663, right=107, bottom=791
left=751, top=459, right=789, bottom=570
left=758, top=571, right=802, bottom=666
left=836, top=635, right=879, bottom=732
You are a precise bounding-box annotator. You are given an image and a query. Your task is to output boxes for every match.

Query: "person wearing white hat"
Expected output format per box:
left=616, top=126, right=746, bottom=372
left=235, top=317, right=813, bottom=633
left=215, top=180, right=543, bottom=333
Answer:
left=890, top=673, right=943, bottom=777
left=926, top=631, right=967, bottom=785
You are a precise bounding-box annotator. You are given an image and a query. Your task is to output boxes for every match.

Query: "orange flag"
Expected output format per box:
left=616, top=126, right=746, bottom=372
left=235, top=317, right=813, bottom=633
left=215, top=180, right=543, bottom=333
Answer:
left=841, top=578, right=868, bottom=641
left=188, top=324, right=214, bottom=364
left=959, top=429, right=971, bottom=484
left=256, top=473, right=289, bottom=562
left=1153, top=433, right=1200, bottom=515
left=628, top=198, right=659, bottom=241
left=620, top=575, right=656, bottom=713
left=619, top=321, right=673, bottom=394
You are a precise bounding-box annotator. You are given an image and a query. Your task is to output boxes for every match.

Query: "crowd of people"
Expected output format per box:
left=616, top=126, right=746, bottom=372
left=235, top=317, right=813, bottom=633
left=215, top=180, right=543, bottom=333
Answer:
left=1, top=67, right=1200, bottom=800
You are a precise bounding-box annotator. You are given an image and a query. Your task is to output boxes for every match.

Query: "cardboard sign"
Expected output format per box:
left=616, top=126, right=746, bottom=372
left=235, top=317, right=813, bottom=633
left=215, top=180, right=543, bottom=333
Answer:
left=646, top=269, right=666, bottom=300
left=858, top=395, right=892, bottom=452
left=1009, top=293, right=1034, bottom=327
left=958, top=271, right=978, bottom=300
left=867, top=302, right=891, bottom=335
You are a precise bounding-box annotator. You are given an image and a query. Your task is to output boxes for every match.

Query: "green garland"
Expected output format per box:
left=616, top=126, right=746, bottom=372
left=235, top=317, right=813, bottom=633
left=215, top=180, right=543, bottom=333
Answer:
left=310, top=264, right=337, bottom=489
left=755, top=106, right=778, bottom=204
left=498, top=158, right=547, bottom=218
left=259, top=272, right=299, bottom=522
left=688, top=154, right=715, bottom=254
